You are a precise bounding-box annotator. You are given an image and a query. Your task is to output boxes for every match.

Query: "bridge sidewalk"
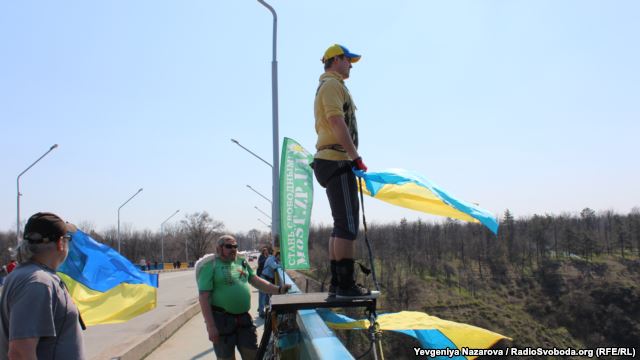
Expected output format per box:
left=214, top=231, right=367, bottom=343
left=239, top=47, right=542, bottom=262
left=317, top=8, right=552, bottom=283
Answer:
left=145, top=288, right=265, bottom=359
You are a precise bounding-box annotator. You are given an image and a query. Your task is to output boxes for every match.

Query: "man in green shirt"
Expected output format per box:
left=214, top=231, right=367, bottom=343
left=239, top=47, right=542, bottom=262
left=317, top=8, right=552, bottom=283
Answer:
left=197, top=235, right=291, bottom=360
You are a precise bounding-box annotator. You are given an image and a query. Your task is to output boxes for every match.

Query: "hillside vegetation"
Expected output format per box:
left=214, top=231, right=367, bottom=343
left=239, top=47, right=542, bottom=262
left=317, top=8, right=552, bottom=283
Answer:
left=300, top=208, right=640, bottom=359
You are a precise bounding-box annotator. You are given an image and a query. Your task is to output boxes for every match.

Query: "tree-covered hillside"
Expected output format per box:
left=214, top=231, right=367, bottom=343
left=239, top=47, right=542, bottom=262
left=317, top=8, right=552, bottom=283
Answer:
left=300, top=208, right=640, bottom=359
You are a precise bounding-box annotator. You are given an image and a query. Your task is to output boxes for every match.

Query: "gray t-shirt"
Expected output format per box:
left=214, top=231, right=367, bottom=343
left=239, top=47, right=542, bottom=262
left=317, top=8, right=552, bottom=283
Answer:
left=0, top=262, right=85, bottom=359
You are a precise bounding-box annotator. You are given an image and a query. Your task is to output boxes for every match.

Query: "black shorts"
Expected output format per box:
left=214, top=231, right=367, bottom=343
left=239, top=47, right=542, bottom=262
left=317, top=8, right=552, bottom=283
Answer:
left=211, top=310, right=257, bottom=358
left=312, top=159, right=359, bottom=240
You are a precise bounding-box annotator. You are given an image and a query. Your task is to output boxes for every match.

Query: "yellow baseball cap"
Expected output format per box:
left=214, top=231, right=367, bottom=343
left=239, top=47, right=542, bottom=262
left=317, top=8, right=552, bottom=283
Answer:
left=322, top=44, right=361, bottom=64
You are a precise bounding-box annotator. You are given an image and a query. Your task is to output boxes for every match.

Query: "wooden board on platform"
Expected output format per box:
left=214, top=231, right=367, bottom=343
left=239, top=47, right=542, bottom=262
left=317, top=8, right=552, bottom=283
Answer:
left=270, top=292, right=376, bottom=313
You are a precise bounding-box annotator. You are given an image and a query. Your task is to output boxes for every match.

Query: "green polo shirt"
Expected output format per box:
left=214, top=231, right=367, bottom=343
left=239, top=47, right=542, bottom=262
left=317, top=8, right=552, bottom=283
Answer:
left=197, top=257, right=255, bottom=314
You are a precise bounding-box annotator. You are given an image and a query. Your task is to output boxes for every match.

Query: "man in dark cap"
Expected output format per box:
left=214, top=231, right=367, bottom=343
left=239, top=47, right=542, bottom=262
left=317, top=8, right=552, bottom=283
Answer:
left=0, top=212, right=85, bottom=359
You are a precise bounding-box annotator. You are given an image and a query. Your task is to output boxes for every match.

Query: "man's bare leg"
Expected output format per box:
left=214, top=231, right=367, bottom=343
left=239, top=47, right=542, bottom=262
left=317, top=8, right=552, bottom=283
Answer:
left=333, top=237, right=355, bottom=260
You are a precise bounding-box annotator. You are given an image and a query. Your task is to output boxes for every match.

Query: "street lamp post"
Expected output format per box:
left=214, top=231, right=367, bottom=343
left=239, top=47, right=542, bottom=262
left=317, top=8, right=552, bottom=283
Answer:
left=230, top=139, right=273, bottom=168
left=117, top=188, right=143, bottom=253
left=257, top=0, right=281, bottom=248
left=16, top=144, right=59, bottom=243
left=246, top=185, right=272, bottom=204
left=254, top=206, right=271, bottom=220
left=160, top=209, right=180, bottom=265
left=185, top=237, right=189, bottom=267
left=257, top=218, right=271, bottom=228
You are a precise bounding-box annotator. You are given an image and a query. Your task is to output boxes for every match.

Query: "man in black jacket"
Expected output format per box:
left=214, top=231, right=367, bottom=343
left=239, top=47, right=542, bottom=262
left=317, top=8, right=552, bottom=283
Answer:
left=256, top=247, right=270, bottom=317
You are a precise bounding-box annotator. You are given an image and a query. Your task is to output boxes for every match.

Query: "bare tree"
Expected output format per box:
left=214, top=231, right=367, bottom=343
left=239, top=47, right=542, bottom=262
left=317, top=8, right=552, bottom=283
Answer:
left=632, top=207, right=640, bottom=256
left=76, top=220, right=96, bottom=234
left=181, top=212, right=224, bottom=261
left=0, top=231, right=15, bottom=263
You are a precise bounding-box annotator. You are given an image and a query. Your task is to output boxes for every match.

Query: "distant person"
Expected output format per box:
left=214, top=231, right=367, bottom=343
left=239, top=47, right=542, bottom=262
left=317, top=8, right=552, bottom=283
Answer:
left=261, top=251, right=281, bottom=285
left=260, top=251, right=283, bottom=310
left=146, top=259, right=151, bottom=271
left=256, top=247, right=269, bottom=318
left=0, top=266, right=6, bottom=287
left=5, top=260, right=16, bottom=274
left=256, top=248, right=269, bottom=284
left=177, top=260, right=181, bottom=269
left=0, top=212, right=85, bottom=359
left=312, top=44, right=377, bottom=298
left=196, top=235, right=291, bottom=360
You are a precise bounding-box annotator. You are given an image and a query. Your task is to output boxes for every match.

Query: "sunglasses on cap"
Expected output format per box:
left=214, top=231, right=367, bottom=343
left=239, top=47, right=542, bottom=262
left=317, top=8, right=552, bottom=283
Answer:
left=223, top=244, right=238, bottom=249
left=25, top=232, right=72, bottom=243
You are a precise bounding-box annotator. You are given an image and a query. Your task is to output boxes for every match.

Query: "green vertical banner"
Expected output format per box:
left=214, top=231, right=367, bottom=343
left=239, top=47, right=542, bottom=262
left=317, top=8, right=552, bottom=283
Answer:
left=279, top=137, right=313, bottom=270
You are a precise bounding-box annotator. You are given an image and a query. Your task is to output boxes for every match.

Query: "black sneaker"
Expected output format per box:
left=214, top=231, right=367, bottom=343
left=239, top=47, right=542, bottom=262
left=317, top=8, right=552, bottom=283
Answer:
left=328, top=284, right=337, bottom=297
left=336, top=284, right=380, bottom=299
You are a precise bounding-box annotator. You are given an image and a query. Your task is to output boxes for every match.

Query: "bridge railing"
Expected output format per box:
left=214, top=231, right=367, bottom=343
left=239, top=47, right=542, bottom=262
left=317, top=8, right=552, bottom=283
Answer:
left=273, top=269, right=355, bottom=360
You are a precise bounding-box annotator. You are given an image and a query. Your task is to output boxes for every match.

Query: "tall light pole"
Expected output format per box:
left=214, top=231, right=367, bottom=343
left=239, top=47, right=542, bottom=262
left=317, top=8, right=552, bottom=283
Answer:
left=117, top=188, right=143, bottom=253
left=246, top=184, right=272, bottom=204
left=160, top=209, right=180, bottom=265
left=185, top=237, right=189, bottom=267
left=16, top=144, right=59, bottom=243
left=254, top=206, right=271, bottom=220
left=257, top=218, right=271, bottom=228
left=230, top=139, right=273, bottom=168
left=257, top=0, right=280, bottom=248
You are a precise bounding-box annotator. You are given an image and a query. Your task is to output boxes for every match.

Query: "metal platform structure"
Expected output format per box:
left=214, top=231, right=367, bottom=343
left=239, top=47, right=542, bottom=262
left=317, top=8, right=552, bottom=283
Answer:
left=257, top=271, right=383, bottom=360
left=270, top=292, right=377, bottom=314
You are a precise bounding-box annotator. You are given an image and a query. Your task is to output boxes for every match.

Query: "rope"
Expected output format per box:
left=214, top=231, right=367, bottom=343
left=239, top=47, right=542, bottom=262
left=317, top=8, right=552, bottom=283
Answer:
left=357, top=176, right=380, bottom=291
left=358, top=175, right=384, bottom=360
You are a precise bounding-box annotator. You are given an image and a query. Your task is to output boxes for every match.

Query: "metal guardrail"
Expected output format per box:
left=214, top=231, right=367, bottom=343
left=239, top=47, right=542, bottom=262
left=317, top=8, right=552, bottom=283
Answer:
left=273, top=269, right=355, bottom=359
left=296, top=309, right=355, bottom=360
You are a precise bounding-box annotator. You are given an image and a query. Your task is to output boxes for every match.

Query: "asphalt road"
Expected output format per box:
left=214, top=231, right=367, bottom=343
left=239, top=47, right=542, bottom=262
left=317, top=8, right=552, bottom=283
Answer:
left=83, top=269, right=198, bottom=360
left=145, top=284, right=264, bottom=360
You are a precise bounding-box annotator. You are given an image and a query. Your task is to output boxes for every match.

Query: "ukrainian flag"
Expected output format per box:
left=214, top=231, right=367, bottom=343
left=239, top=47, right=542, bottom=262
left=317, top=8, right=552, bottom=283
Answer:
left=318, top=309, right=510, bottom=360
left=355, top=169, right=499, bottom=234
left=58, top=230, right=159, bottom=326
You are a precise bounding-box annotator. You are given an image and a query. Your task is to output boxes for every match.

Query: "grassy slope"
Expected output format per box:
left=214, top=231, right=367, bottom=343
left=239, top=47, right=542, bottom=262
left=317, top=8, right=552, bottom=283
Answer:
left=294, top=255, right=639, bottom=359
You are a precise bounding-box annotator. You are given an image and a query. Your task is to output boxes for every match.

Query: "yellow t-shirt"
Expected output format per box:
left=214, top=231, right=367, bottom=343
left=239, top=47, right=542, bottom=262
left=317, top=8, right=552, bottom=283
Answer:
left=314, top=71, right=358, bottom=161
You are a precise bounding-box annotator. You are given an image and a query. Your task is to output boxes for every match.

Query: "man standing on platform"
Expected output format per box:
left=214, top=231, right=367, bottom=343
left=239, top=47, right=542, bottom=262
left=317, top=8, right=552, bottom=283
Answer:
left=312, top=44, right=379, bottom=299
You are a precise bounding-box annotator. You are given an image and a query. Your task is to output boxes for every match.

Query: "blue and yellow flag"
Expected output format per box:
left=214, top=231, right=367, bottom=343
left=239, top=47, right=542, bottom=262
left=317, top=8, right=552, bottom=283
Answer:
left=354, top=168, right=499, bottom=234
left=317, top=309, right=510, bottom=360
left=58, top=230, right=159, bottom=326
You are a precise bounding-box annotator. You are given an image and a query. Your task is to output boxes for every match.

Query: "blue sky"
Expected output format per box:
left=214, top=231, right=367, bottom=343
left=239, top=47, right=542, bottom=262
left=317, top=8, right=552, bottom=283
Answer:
left=1, top=1, right=638, bottom=235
